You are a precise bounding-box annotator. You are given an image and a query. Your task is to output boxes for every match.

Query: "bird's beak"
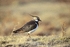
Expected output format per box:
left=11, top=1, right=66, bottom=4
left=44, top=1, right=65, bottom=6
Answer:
left=39, top=19, right=41, bottom=21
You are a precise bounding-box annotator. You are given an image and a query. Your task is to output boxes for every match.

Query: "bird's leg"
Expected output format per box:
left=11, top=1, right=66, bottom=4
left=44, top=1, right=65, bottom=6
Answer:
left=28, top=33, right=31, bottom=38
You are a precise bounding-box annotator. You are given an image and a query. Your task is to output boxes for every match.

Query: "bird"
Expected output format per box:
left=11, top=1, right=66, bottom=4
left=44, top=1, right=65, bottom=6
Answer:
left=13, top=14, right=41, bottom=37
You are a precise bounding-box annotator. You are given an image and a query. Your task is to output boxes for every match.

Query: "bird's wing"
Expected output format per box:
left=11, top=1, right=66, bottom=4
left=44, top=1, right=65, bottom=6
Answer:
left=13, top=20, right=37, bottom=33
left=21, top=20, right=37, bottom=32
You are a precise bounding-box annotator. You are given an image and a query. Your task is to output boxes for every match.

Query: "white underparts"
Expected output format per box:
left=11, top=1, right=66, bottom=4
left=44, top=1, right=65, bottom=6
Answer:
left=28, top=23, right=38, bottom=34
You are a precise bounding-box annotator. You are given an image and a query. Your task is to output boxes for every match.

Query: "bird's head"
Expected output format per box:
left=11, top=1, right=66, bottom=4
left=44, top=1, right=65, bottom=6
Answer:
left=29, top=14, right=41, bottom=22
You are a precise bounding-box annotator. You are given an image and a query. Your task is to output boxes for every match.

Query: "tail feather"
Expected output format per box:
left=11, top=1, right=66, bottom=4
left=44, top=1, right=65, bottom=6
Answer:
left=13, top=28, right=22, bottom=33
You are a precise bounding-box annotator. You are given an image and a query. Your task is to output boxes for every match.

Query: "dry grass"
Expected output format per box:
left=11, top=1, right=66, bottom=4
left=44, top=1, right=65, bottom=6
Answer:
left=0, top=36, right=70, bottom=47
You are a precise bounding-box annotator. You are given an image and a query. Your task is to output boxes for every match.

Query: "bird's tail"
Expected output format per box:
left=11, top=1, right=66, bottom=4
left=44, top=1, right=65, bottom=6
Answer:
left=13, top=28, right=22, bottom=33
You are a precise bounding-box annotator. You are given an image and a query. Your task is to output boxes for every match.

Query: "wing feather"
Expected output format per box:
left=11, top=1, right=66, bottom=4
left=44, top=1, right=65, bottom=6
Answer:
left=13, top=20, right=37, bottom=33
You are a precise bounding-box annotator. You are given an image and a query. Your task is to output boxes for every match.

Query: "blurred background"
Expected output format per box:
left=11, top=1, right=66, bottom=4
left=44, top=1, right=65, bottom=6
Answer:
left=0, top=0, right=70, bottom=36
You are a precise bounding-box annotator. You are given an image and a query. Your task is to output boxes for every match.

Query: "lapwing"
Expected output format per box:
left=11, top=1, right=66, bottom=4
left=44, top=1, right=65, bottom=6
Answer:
left=13, top=14, right=41, bottom=37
